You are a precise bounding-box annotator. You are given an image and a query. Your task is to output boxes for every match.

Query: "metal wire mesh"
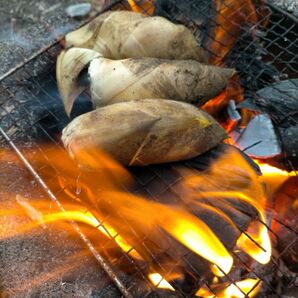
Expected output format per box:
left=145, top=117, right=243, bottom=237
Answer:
left=0, top=0, right=297, bottom=297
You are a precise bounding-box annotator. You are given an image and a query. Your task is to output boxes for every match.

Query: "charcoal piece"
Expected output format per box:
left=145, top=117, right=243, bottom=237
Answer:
left=189, top=203, right=241, bottom=250
left=183, top=144, right=261, bottom=176
left=238, top=79, right=298, bottom=127
left=197, top=198, right=252, bottom=233
left=151, top=236, right=212, bottom=294
left=221, top=197, right=259, bottom=219
left=279, top=125, right=298, bottom=169
left=235, top=114, right=282, bottom=159
left=130, top=144, right=261, bottom=200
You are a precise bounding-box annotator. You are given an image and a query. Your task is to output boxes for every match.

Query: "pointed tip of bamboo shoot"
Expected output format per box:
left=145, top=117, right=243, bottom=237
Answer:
left=65, top=13, right=108, bottom=49
left=56, top=48, right=102, bottom=116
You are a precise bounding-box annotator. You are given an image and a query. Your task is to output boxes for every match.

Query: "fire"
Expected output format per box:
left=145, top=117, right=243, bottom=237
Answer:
left=160, top=208, right=233, bottom=276
left=207, top=0, right=268, bottom=65
left=196, top=278, right=261, bottom=298
left=17, top=194, right=143, bottom=260
left=127, top=0, right=155, bottom=15
left=221, top=279, right=262, bottom=298
left=257, top=162, right=296, bottom=177
left=148, top=273, right=175, bottom=291
left=183, top=148, right=272, bottom=265
left=1, top=144, right=273, bottom=296
left=186, top=190, right=272, bottom=265
left=201, top=75, right=244, bottom=124
left=100, top=190, right=234, bottom=276
left=255, top=161, right=296, bottom=197
left=236, top=214, right=271, bottom=264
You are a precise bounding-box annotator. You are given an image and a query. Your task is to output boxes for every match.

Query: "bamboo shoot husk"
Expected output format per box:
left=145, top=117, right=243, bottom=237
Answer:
left=56, top=48, right=102, bottom=115
left=65, top=11, right=207, bottom=62
left=62, top=99, right=226, bottom=166
left=88, top=57, right=235, bottom=109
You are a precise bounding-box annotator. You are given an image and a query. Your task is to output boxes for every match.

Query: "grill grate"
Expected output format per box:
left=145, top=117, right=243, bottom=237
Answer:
left=0, top=0, right=297, bottom=297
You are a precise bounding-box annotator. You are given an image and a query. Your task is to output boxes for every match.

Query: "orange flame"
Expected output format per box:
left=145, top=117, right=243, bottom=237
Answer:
left=196, top=278, right=261, bottom=298
left=208, top=0, right=268, bottom=65
left=236, top=212, right=271, bottom=264
left=148, top=273, right=175, bottom=291
left=255, top=161, right=296, bottom=196
left=1, top=144, right=273, bottom=294
left=183, top=148, right=272, bottom=265
left=127, top=0, right=155, bottom=15
left=101, top=190, right=234, bottom=276
left=201, top=75, right=244, bottom=123
left=221, top=279, right=262, bottom=298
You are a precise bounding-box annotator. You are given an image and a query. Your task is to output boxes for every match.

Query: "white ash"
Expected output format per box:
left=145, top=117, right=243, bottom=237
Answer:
left=66, top=3, right=92, bottom=18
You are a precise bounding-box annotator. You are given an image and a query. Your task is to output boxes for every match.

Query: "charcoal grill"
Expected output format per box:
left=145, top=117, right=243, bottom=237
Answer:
left=0, top=0, right=297, bottom=297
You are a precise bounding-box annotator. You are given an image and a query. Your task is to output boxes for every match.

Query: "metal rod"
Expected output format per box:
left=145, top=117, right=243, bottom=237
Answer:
left=0, top=126, right=133, bottom=298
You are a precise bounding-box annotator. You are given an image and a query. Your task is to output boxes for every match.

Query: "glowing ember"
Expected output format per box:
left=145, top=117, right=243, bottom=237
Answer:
left=257, top=162, right=296, bottom=177
left=220, top=278, right=262, bottom=298
left=148, top=273, right=175, bottom=291
left=201, top=75, right=244, bottom=122
left=196, top=278, right=261, bottom=298
left=236, top=214, right=271, bottom=264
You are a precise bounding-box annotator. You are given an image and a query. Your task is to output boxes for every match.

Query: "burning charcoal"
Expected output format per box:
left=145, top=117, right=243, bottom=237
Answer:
left=235, top=114, right=282, bottom=159
left=57, top=48, right=235, bottom=115
left=189, top=202, right=241, bottom=250
left=61, top=99, right=226, bottom=166
left=184, top=144, right=261, bottom=175
left=279, top=125, right=298, bottom=169
left=65, top=10, right=207, bottom=62
left=238, top=79, right=298, bottom=127
left=197, top=198, right=253, bottom=233
left=92, top=191, right=234, bottom=291
left=149, top=238, right=213, bottom=293
left=237, top=80, right=298, bottom=168
left=66, top=3, right=92, bottom=19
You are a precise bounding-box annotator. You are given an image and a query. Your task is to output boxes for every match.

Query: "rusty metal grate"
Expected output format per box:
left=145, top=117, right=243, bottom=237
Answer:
left=0, top=0, right=297, bottom=297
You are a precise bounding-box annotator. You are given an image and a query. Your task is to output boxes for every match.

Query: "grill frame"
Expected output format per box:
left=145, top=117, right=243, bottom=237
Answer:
left=0, top=1, right=297, bottom=297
